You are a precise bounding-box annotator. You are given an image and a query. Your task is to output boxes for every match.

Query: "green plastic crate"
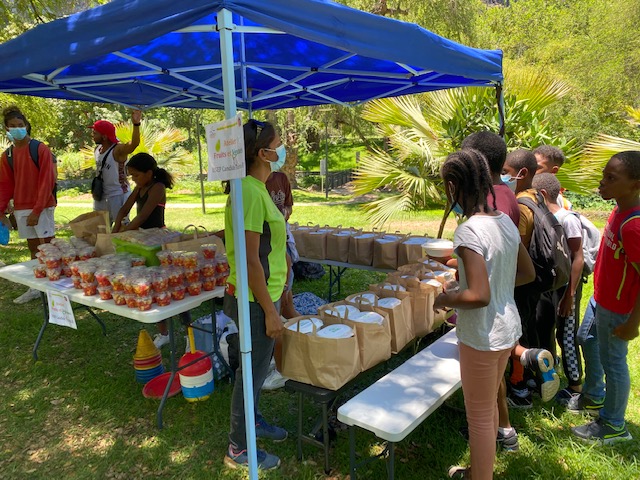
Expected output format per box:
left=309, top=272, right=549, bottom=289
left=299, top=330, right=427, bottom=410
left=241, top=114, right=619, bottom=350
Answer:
left=111, top=238, right=162, bottom=266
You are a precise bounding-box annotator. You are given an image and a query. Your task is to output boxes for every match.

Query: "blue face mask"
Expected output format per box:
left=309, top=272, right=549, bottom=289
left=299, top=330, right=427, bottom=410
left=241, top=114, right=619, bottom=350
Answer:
left=8, top=127, right=27, bottom=141
left=448, top=191, right=464, bottom=216
left=500, top=174, right=517, bottom=193
left=269, top=144, right=287, bottom=172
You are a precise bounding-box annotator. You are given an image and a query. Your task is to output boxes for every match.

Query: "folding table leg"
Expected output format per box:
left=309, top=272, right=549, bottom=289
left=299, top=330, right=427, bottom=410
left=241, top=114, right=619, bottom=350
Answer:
left=387, top=442, right=395, bottom=480
left=78, top=305, right=107, bottom=335
left=32, top=292, right=49, bottom=361
left=157, top=316, right=177, bottom=429
left=322, top=401, right=330, bottom=474
left=297, top=392, right=304, bottom=460
left=349, top=425, right=357, bottom=479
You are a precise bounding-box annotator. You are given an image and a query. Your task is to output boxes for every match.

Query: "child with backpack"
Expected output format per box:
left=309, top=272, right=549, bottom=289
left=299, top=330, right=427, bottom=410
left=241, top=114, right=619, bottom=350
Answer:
left=502, top=149, right=566, bottom=407
left=435, top=149, right=536, bottom=480
left=532, top=173, right=586, bottom=401
left=571, top=151, right=640, bottom=444
left=0, top=106, right=57, bottom=304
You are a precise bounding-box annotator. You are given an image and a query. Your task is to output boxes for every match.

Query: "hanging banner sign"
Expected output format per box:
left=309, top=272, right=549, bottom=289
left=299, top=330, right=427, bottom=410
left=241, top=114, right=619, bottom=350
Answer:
left=206, top=112, right=245, bottom=181
left=47, top=290, right=77, bottom=329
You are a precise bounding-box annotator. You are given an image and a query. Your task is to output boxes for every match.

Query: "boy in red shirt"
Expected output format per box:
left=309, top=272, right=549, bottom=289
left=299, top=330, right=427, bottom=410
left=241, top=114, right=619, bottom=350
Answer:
left=0, top=106, right=56, bottom=304
left=571, top=150, right=640, bottom=444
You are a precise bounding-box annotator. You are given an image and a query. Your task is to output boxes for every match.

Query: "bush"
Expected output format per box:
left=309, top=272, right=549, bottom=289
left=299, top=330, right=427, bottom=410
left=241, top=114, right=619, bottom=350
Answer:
left=57, top=151, right=92, bottom=180
left=298, top=175, right=322, bottom=189
left=565, top=192, right=613, bottom=211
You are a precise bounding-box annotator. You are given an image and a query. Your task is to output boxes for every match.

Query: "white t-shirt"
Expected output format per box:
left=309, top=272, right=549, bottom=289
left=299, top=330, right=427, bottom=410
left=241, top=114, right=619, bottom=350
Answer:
left=453, top=212, right=522, bottom=351
left=555, top=208, right=582, bottom=241
left=94, top=145, right=130, bottom=198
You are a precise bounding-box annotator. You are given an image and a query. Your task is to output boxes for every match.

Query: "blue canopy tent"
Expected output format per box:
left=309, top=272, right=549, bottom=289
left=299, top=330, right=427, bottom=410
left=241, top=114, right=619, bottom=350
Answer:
left=0, top=0, right=503, bottom=476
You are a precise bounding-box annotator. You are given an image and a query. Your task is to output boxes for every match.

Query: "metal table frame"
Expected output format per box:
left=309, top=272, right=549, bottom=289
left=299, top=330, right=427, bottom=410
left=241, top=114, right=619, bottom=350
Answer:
left=298, top=257, right=393, bottom=302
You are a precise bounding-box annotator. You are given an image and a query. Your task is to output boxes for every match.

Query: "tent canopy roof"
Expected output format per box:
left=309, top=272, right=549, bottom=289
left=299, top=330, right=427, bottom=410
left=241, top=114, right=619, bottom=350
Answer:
left=0, top=0, right=503, bottom=111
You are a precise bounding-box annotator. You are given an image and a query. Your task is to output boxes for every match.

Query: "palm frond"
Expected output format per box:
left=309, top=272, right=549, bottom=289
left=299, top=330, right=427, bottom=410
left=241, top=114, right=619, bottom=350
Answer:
left=625, top=105, right=640, bottom=126
left=359, top=193, right=416, bottom=228
left=506, top=70, right=571, bottom=112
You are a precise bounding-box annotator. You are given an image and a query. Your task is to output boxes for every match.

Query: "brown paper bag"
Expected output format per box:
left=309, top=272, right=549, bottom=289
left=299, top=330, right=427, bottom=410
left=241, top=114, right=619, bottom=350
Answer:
left=163, top=225, right=225, bottom=254
left=279, top=316, right=361, bottom=390
left=290, top=223, right=318, bottom=258
left=94, top=233, right=116, bottom=256
left=348, top=231, right=383, bottom=266
left=319, top=303, right=391, bottom=371
left=304, top=227, right=335, bottom=260
left=373, top=233, right=406, bottom=270
left=69, top=211, right=110, bottom=245
left=403, top=278, right=442, bottom=337
left=345, top=292, right=413, bottom=354
left=397, top=235, right=430, bottom=267
left=326, top=227, right=361, bottom=263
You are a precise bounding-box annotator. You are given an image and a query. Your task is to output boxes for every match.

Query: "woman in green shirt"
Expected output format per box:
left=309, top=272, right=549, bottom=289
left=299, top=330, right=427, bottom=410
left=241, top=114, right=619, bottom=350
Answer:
left=223, top=120, right=288, bottom=471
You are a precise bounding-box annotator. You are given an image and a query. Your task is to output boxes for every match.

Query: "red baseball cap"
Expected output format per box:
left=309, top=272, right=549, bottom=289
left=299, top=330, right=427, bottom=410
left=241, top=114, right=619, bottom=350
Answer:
left=89, top=120, right=118, bottom=143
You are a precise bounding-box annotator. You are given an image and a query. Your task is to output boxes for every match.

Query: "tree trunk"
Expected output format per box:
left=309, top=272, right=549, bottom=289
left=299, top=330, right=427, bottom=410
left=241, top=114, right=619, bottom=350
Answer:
left=282, top=110, right=299, bottom=188
left=437, top=205, right=452, bottom=239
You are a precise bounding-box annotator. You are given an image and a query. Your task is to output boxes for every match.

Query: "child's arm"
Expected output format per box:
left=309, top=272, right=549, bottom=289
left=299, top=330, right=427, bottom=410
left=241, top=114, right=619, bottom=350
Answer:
left=614, top=274, right=640, bottom=341
left=124, top=183, right=165, bottom=231
left=515, top=241, right=536, bottom=287
left=434, top=246, right=490, bottom=310
left=113, top=187, right=138, bottom=233
left=559, top=235, right=584, bottom=317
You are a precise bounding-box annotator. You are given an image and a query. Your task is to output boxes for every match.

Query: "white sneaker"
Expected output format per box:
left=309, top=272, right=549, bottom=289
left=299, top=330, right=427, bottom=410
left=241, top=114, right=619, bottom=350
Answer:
left=14, top=287, right=41, bottom=304
left=153, top=333, right=170, bottom=349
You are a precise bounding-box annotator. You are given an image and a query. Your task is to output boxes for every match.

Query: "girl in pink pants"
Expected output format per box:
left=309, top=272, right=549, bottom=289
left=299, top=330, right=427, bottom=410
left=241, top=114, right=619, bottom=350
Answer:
left=435, top=149, right=535, bottom=480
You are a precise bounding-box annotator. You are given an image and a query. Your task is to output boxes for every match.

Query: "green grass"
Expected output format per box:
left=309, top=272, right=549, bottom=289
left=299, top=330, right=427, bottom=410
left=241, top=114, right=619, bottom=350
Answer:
left=1, top=188, right=639, bottom=479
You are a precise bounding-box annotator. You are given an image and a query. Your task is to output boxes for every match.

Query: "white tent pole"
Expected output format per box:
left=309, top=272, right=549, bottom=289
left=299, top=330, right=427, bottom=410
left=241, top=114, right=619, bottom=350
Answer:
left=218, top=8, right=259, bottom=479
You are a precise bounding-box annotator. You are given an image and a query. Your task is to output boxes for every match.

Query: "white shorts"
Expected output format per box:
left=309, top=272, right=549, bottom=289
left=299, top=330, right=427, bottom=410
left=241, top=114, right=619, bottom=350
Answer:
left=94, top=192, right=130, bottom=225
left=14, top=207, right=56, bottom=239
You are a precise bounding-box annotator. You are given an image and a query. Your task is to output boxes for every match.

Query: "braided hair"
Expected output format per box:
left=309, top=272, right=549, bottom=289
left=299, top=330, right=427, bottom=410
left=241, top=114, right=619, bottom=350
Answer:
left=441, top=148, right=496, bottom=217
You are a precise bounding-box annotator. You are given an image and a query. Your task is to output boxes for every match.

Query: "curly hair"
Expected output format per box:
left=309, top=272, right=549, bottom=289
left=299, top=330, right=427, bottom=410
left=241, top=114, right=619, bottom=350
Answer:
left=532, top=172, right=561, bottom=202
left=2, top=105, right=28, bottom=127
left=461, top=131, right=507, bottom=175
left=441, top=148, right=496, bottom=216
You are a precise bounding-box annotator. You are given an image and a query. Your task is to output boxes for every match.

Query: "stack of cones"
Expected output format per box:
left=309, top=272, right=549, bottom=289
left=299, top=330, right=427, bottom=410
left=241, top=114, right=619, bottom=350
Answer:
left=133, top=330, right=164, bottom=383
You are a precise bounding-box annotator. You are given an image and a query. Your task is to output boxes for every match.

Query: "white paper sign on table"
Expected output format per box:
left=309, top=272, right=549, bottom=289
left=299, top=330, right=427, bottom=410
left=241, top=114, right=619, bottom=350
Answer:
left=47, top=291, right=77, bottom=329
left=206, top=112, right=245, bottom=181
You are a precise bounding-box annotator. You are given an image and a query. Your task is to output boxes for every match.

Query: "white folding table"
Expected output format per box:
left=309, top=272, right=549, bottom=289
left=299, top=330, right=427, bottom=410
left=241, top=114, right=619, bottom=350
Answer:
left=0, top=259, right=226, bottom=428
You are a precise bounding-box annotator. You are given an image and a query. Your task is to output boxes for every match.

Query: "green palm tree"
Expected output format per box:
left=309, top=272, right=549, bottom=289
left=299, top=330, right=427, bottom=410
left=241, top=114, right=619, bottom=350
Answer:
left=81, top=121, right=191, bottom=172
left=354, top=68, right=597, bottom=232
left=579, top=105, right=640, bottom=178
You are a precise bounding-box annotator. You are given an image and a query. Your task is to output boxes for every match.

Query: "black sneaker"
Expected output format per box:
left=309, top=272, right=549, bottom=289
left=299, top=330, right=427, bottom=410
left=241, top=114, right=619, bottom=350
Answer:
left=507, top=390, right=533, bottom=409
left=497, top=429, right=520, bottom=452
left=520, top=348, right=560, bottom=402
left=566, top=393, right=604, bottom=416
left=224, top=446, right=281, bottom=470
left=556, top=387, right=581, bottom=406
left=572, top=418, right=633, bottom=445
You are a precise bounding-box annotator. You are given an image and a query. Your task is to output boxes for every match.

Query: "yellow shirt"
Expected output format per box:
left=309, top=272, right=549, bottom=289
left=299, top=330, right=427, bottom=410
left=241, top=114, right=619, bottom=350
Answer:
left=516, top=188, right=537, bottom=249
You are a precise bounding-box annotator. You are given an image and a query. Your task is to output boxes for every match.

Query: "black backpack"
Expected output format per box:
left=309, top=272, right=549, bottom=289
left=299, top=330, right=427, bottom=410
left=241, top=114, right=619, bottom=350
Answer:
left=4, top=139, right=58, bottom=201
left=518, top=193, right=572, bottom=292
